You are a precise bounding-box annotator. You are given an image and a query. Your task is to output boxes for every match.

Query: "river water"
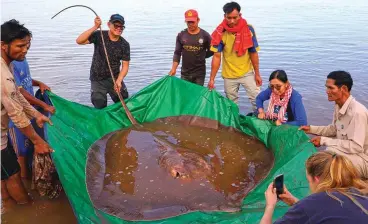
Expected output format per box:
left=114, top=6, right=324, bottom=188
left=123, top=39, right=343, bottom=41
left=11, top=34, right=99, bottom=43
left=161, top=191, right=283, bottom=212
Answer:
left=1, top=0, right=367, bottom=223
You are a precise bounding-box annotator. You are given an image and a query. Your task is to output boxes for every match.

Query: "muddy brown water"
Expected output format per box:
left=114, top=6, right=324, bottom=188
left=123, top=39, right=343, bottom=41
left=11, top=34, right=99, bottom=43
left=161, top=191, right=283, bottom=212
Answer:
left=1, top=180, right=77, bottom=224
left=86, top=117, right=274, bottom=221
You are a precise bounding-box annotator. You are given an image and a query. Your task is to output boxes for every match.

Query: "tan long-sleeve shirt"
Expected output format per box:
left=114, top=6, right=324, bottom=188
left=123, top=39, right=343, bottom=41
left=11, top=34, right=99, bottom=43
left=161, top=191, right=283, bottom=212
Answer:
left=1, top=58, right=40, bottom=150
left=310, top=96, right=368, bottom=178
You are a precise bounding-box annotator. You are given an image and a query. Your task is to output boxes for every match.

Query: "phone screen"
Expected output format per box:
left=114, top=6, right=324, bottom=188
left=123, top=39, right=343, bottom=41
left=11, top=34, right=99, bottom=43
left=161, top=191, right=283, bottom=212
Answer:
left=274, top=174, right=284, bottom=195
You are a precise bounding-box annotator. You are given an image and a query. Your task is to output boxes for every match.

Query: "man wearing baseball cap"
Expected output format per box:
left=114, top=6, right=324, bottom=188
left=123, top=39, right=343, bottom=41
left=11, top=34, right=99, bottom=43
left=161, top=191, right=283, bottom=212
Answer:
left=76, top=14, right=130, bottom=109
left=168, top=9, right=213, bottom=86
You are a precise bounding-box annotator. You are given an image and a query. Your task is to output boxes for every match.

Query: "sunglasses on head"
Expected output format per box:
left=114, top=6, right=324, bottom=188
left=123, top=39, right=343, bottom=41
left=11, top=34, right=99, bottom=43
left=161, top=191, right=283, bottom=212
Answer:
left=269, top=84, right=283, bottom=91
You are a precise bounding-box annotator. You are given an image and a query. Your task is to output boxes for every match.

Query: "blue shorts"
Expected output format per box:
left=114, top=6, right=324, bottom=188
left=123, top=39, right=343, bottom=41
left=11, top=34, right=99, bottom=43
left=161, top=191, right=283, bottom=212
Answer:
left=8, top=89, right=50, bottom=158
left=8, top=119, right=45, bottom=155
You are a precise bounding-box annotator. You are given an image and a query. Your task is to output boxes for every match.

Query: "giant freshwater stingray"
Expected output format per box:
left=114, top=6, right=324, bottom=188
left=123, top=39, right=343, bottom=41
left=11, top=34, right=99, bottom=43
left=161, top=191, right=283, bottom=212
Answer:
left=86, top=116, right=274, bottom=221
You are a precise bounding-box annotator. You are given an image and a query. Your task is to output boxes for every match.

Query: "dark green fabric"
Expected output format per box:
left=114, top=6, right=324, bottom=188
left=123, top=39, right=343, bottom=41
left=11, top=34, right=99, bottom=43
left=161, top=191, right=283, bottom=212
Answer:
left=46, top=76, right=316, bottom=223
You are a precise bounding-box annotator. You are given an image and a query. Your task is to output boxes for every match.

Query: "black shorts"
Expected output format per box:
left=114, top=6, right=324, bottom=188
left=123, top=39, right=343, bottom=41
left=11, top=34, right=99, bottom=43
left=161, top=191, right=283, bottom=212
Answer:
left=90, top=77, right=129, bottom=109
left=1, top=142, right=20, bottom=180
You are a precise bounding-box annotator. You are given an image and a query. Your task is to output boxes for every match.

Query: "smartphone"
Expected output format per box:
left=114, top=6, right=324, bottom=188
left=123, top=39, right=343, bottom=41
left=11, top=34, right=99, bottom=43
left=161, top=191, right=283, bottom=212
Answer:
left=273, top=174, right=284, bottom=196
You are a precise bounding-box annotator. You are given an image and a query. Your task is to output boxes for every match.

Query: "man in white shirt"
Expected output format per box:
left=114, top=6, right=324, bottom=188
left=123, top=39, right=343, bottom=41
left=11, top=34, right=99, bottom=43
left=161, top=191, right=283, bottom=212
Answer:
left=300, top=71, right=368, bottom=179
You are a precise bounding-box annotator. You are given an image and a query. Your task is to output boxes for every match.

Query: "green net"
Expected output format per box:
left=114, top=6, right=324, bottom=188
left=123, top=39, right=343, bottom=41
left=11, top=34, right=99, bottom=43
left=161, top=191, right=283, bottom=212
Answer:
left=46, top=76, right=316, bottom=223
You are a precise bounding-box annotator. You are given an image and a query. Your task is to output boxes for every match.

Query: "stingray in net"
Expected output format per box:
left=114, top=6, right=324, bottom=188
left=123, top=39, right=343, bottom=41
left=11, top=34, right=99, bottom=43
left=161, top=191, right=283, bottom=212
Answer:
left=86, top=116, right=274, bottom=221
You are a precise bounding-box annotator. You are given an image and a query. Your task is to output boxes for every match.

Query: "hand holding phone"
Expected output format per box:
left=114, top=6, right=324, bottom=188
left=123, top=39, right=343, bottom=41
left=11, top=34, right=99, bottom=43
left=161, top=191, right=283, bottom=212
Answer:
left=273, top=174, right=284, bottom=197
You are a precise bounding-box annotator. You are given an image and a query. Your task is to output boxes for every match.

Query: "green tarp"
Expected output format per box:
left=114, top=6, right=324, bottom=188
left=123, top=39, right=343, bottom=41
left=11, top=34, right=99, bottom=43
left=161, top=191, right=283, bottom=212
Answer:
left=46, top=76, right=316, bottom=223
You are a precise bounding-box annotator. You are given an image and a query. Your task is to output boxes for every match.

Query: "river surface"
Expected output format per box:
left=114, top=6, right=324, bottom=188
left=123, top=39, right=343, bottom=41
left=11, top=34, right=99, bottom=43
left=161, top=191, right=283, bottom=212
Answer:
left=1, top=0, right=367, bottom=223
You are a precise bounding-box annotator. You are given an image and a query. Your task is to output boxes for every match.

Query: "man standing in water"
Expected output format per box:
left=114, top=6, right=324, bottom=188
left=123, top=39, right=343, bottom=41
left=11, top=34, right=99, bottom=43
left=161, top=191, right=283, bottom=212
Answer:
left=76, top=14, right=130, bottom=109
left=1, top=19, right=53, bottom=209
left=208, top=2, right=262, bottom=112
left=168, top=9, right=213, bottom=86
left=9, top=56, right=55, bottom=179
left=300, top=71, right=368, bottom=179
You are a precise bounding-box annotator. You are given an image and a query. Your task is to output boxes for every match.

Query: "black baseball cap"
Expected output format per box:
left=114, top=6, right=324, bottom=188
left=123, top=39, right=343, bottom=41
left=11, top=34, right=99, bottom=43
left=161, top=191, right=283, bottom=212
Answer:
left=109, top=14, right=125, bottom=25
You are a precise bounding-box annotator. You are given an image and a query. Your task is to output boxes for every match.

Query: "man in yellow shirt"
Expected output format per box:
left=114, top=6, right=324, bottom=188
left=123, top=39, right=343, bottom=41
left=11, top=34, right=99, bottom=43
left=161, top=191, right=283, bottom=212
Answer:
left=208, top=2, right=262, bottom=112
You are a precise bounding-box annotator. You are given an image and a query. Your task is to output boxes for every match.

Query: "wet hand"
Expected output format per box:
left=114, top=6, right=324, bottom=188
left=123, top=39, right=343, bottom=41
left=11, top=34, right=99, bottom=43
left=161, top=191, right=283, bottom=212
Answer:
left=207, top=79, right=215, bottom=90
left=34, top=140, right=54, bottom=154
left=265, top=183, right=278, bottom=208
left=35, top=114, right=53, bottom=128
left=275, top=120, right=282, bottom=126
left=115, top=78, right=123, bottom=93
left=38, top=82, right=51, bottom=94
left=94, top=16, right=102, bottom=29
left=255, top=74, right=263, bottom=87
left=310, top=136, right=321, bottom=147
left=44, top=105, right=55, bottom=114
left=279, top=185, right=298, bottom=206
left=298, top=125, right=311, bottom=134
left=168, top=69, right=176, bottom=76
left=258, top=112, right=266, bottom=120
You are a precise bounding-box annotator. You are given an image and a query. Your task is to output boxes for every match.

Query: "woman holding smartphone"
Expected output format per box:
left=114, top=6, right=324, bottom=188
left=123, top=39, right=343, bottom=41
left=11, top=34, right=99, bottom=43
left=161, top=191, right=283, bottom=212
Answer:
left=260, top=151, right=368, bottom=223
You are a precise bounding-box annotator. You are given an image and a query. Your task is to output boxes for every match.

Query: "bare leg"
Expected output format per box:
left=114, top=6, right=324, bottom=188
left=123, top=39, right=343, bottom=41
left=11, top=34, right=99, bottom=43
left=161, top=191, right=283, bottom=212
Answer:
left=5, top=172, right=31, bottom=204
left=1, top=180, right=16, bottom=213
left=18, top=156, right=28, bottom=179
